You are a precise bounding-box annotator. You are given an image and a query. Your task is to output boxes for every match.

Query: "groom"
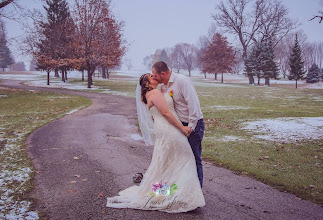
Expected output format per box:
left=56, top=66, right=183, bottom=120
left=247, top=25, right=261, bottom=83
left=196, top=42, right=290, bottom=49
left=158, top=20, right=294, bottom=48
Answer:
left=152, top=61, right=205, bottom=188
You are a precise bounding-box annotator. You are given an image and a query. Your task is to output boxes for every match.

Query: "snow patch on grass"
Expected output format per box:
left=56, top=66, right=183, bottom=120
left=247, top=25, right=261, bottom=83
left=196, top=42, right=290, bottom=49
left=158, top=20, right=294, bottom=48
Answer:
left=208, top=105, right=250, bottom=111
left=242, top=117, right=323, bottom=143
left=219, top=135, right=245, bottom=142
left=0, top=132, right=39, bottom=219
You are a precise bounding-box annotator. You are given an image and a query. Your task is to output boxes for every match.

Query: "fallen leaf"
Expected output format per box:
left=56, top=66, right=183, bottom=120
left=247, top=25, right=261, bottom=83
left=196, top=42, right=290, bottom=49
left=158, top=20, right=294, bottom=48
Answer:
left=74, top=156, right=79, bottom=159
left=71, top=181, right=77, bottom=184
left=98, top=192, right=104, bottom=197
left=82, top=178, right=87, bottom=182
left=74, top=175, right=81, bottom=178
left=67, top=190, right=75, bottom=193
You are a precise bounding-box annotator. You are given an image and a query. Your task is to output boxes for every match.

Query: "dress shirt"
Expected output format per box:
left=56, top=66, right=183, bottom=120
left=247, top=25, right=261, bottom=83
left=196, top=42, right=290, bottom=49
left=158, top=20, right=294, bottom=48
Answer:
left=161, top=72, right=203, bottom=131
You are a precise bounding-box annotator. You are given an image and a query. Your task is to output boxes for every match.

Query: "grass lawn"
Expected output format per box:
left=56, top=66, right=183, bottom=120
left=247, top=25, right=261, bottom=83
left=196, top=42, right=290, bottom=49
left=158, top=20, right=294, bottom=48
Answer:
left=0, top=87, right=91, bottom=219
left=87, top=78, right=323, bottom=205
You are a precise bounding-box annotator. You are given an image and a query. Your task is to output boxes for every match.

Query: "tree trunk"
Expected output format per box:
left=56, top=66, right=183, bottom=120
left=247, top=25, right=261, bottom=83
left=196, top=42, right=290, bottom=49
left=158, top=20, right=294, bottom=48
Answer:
left=107, top=68, right=109, bottom=79
left=82, top=70, right=84, bottom=81
left=65, top=70, right=68, bottom=81
left=248, top=74, right=254, bottom=85
left=47, top=70, right=50, bottom=86
left=61, top=69, right=65, bottom=82
left=214, top=73, right=217, bottom=80
left=257, top=77, right=260, bottom=85
left=87, top=69, right=92, bottom=88
left=102, top=67, right=106, bottom=79
left=265, top=77, right=270, bottom=86
left=295, top=79, right=298, bottom=89
left=204, top=73, right=206, bottom=79
left=221, top=73, right=224, bottom=83
left=188, top=70, right=191, bottom=77
left=54, top=68, right=60, bottom=77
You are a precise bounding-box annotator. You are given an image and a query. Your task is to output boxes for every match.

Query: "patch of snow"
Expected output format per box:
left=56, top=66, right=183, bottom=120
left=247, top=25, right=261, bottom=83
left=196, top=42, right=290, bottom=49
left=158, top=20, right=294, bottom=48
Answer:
left=65, top=108, right=80, bottom=115
left=302, top=82, right=323, bottom=89
left=208, top=105, right=250, bottom=110
left=0, top=95, right=8, bottom=98
left=219, top=135, right=245, bottom=142
left=130, top=134, right=143, bottom=141
left=242, top=117, right=323, bottom=143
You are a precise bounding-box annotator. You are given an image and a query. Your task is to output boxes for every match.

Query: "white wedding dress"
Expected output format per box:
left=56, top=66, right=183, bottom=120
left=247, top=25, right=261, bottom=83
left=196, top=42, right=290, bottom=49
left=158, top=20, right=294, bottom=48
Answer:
left=106, top=93, right=205, bottom=213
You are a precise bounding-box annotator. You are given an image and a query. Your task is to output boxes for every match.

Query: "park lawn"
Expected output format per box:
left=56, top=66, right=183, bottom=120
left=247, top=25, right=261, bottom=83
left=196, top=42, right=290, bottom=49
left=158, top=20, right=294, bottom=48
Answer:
left=0, top=87, right=91, bottom=219
left=197, top=85, right=323, bottom=205
left=86, top=78, right=323, bottom=205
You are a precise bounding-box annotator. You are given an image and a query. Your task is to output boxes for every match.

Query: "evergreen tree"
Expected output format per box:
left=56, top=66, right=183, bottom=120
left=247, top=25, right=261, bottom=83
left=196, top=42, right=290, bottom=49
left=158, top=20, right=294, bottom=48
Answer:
left=288, top=34, right=306, bottom=88
left=306, top=63, right=320, bottom=83
left=245, top=37, right=279, bottom=86
left=159, top=49, right=169, bottom=64
left=261, top=37, right=279, bottom=86
left=0, top=22, right=14, bottom=71
left=245, top=42, right=263, bottom=85
left=37, top=0, right=75, bottom=82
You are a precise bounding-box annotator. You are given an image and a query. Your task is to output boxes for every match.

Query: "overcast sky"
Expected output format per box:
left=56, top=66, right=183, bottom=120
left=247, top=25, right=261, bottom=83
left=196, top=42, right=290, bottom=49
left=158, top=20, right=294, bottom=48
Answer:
left=3, top=0, right=323, bottom=70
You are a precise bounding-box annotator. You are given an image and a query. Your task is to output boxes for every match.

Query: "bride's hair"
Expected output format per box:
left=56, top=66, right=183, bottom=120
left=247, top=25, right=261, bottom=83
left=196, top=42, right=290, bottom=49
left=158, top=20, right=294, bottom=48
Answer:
left=139, top=73, right=154, bottom=104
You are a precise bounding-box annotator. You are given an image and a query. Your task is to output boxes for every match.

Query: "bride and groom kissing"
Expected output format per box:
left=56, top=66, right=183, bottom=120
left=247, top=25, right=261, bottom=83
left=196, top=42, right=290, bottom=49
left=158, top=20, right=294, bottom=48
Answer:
left=106, top=61, right=205, bottom=213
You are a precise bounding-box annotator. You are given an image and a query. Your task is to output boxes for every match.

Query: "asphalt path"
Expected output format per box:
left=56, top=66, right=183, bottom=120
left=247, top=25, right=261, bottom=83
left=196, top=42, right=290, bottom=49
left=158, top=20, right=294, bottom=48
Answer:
left=1, top=79, right=322, bottom=220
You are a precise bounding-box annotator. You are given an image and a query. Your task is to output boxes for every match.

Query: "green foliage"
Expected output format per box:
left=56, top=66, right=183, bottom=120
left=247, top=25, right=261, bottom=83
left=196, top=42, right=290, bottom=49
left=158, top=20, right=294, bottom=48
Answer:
left=288, top=34, right=306, bottom=82
left=306, top=63, right=320, bottom=83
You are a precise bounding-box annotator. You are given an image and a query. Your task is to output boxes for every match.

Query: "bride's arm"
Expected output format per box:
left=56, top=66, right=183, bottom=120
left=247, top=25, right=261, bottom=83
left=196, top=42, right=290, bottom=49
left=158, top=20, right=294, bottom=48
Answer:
left=147, top=89, right=191, bottom=136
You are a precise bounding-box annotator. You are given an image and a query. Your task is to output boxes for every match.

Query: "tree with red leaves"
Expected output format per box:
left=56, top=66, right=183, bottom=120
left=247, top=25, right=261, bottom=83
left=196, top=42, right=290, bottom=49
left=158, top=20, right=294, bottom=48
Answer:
left=200, top=33, right=235, bottom=83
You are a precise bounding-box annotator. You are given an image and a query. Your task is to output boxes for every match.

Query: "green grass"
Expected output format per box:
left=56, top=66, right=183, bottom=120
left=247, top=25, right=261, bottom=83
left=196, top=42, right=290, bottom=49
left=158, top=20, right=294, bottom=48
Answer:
left=83, top=78, right=323, bottom=204
left=198, top=85, right=323, bottom=204
left=0, top=87, right=91, bottom=218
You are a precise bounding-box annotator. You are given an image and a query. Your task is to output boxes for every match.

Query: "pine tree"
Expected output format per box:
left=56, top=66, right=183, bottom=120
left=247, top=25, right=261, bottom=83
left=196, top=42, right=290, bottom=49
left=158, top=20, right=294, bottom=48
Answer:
left=201, top=33, right=235, bottom=82
left=306, top=63, right=320, bottom=83
left=0, top=22, right=14, bottom=71
left=37, top=0, right=75, bottom=82
left=261, top=37, right=279, bottom=86
left=245, top=37, right=279, bottom=86
left=288, top=34, right=306, bottom=88
left=159, top=49, right=169, bottom=64
left=245, top=42, right=263, bottom=85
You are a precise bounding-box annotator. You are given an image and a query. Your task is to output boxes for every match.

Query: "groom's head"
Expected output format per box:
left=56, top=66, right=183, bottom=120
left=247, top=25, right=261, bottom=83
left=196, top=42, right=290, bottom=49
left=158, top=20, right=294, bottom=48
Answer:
left=152, top=61, right=171, bottom=84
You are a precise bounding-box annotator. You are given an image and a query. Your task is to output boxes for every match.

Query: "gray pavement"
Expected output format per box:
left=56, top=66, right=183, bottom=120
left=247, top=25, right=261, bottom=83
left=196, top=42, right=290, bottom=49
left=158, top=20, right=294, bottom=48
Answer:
left=1, top=79, right=322, bottom=220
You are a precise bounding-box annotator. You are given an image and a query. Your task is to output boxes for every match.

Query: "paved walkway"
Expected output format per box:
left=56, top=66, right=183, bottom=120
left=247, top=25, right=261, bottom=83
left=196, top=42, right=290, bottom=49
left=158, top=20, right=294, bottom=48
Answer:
left=1, top=79, right=322, bottom=220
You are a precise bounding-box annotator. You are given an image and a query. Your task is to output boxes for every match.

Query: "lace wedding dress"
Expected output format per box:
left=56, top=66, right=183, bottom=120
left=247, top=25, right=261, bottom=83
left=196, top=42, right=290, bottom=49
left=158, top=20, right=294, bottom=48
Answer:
left=106, top=93, right=205, bottom=213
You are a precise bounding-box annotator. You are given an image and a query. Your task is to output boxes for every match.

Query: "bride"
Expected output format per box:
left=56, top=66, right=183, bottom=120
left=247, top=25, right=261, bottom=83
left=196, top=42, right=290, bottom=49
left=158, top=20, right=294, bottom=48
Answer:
left=106, top=73, right=205, bottom=213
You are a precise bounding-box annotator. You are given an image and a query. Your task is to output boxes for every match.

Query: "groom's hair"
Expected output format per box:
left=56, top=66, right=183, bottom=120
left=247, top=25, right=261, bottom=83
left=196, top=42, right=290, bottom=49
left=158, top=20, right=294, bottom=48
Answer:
left=152, top=61, right=169, bottom=74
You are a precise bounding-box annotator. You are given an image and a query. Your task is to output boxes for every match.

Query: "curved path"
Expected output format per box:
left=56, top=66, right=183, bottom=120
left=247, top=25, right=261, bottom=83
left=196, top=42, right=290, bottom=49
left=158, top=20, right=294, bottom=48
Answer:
left=1, top=79, right=322, bottom=220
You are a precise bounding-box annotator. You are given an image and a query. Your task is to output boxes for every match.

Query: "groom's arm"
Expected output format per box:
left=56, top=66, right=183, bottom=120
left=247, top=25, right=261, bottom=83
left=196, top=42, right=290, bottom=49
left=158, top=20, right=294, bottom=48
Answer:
left=179, top=78, right=201, bottom=131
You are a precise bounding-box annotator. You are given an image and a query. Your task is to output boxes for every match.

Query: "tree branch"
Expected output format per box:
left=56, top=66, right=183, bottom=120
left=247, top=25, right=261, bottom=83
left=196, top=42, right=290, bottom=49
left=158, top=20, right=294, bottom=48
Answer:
left=0, top=0, right=14, bottom=9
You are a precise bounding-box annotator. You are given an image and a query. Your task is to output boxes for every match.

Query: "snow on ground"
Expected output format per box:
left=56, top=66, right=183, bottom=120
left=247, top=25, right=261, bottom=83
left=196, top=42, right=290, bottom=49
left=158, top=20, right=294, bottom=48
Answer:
left=242, top=117, right=323, bottom=143
left=219, top=135, right=245, bottom=142
left=207, top=105, right=250, bottom=111
left=0, top=131, right=39, bottom=219
left=1, top=70, right=323, bottom=89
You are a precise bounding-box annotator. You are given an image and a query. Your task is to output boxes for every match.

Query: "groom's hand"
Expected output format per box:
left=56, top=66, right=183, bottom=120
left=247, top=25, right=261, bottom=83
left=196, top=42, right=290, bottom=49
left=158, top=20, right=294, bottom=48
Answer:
left=183, top=126, right=192, bottom=137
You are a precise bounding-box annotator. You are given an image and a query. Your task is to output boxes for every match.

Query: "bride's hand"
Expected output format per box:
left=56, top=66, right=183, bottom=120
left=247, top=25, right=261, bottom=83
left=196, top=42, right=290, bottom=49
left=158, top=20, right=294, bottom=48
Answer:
left=181, top=126, right=192, bottom=137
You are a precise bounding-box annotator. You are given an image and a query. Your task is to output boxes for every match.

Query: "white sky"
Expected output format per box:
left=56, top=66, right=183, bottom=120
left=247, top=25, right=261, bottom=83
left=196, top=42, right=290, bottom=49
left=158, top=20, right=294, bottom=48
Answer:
left=3, top=0, right=323, bottom=70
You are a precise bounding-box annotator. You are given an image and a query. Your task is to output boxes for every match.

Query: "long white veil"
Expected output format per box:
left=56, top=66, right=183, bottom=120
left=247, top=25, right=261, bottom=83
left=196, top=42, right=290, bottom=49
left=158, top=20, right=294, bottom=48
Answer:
left=136, top=82, right=155, bottom=146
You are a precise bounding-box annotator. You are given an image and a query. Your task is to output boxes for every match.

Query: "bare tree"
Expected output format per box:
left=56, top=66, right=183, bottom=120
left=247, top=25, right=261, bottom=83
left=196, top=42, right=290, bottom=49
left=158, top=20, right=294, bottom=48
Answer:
left=143, top=54, right=153, bottom=70
left=124, top=58, right=132, bottom=70
left=213, top=0, right=298, bottom=84
left=170, top=44, right=182, bottom=73
left=178, top=43, right=197, bottom=76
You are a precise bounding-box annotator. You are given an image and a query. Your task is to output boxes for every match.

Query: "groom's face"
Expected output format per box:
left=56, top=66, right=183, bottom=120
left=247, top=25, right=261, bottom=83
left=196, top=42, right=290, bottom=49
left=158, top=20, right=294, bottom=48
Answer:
left=152, top=68, right=164, bottom=84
